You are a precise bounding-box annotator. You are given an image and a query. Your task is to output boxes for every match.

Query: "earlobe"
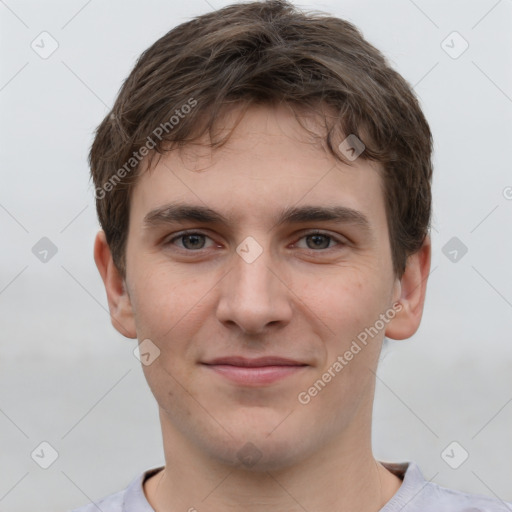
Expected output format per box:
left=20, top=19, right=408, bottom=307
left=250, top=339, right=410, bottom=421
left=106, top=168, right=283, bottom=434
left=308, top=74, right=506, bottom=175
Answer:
left=93, top=230, right=137, bottom=339
left=385, top=235, right=431, bottom=340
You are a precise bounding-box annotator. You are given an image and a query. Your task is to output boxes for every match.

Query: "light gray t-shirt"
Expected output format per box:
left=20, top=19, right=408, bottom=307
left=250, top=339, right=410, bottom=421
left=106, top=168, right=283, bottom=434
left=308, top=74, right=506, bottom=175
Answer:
left=70, top=460, right=512, bottom=511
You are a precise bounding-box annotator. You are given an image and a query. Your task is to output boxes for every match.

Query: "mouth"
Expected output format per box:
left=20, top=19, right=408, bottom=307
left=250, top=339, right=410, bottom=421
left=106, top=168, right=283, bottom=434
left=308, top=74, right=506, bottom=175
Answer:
left=201, top=356, right=309, bottom=386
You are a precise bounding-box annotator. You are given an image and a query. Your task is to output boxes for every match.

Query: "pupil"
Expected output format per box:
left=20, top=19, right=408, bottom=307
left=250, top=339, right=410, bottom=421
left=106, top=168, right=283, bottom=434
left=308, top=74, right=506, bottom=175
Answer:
left=309, top=234, right=329, bottom=249
left=184, top=234, right=204, bottom=249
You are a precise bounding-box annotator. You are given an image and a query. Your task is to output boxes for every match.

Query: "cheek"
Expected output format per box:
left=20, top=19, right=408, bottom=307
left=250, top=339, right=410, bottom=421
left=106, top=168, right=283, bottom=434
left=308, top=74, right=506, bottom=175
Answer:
left=301, top=274, right=384, bottom=413
left=301, top=266, right=383, bottom=336
left=129, top=265, right=204, bottom=337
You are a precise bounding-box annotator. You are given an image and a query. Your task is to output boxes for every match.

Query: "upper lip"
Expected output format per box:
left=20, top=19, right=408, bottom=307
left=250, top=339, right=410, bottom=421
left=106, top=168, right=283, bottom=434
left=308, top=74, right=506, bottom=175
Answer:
left=202, top=356, right=307, bottom=367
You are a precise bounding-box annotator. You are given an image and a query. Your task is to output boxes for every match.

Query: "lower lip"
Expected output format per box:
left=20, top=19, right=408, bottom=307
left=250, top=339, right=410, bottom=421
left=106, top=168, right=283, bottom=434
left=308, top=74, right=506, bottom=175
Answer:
left=203, top=364, right=307, bottom=385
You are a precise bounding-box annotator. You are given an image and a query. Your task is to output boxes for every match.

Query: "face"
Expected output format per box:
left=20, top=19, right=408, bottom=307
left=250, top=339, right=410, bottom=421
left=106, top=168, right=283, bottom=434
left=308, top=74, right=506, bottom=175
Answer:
left=119, top=105, right=404, bottom=470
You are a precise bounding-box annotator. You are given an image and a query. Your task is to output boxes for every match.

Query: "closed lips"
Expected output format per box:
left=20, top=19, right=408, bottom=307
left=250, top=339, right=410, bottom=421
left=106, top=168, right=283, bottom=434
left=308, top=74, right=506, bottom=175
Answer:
left=202, top=357, right=308, bottom=367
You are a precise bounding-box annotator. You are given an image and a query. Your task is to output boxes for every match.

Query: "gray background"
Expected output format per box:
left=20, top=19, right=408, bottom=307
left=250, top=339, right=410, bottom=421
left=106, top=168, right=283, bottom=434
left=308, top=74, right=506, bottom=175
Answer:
left=0, top=0, right=511, bottom=510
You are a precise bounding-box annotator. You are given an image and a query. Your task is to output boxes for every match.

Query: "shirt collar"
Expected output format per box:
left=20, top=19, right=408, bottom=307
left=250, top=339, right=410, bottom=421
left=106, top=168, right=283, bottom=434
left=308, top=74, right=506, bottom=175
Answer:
left=121, top=461, right=425, bottom=512
left=123, top=465, right=164, bottom=511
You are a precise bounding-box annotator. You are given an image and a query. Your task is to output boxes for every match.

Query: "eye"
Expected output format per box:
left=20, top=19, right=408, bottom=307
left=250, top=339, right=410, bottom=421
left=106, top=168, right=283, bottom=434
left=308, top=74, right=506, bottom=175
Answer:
left=294, top=230, right=345, bottom=251
left=164, top=230, right=346, bottom=253
left=166, top=231, right=215, bottom=251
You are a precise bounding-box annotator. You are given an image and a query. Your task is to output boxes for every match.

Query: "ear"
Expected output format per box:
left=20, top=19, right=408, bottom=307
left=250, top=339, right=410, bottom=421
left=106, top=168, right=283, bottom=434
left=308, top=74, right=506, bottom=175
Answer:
left=385, top=234, right=431, bottom=340
left=93, top=230, right=137, bottom=339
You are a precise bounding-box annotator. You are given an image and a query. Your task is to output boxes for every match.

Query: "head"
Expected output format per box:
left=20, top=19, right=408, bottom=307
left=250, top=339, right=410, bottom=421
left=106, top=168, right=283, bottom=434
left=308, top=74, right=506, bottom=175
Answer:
left=92, top=0, right=432, bottom=471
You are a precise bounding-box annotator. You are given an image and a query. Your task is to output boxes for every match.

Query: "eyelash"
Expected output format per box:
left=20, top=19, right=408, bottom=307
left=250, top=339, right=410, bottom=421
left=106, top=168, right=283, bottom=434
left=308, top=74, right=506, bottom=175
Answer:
left=164, top=230, right=346, bottom=253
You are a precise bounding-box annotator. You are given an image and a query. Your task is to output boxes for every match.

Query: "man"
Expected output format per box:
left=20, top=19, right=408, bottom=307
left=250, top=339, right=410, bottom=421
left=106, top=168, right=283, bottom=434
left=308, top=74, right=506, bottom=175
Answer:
left=73, top=1, right=511, bottom=510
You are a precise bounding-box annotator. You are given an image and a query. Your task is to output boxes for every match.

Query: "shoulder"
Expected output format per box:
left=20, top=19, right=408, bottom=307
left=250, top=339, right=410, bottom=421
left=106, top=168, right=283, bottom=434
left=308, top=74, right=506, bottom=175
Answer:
left=69, top=488, right=125, bottom=512
left=67, top=466, right=163, bottom=512
left=421, top=479, right=511, bottom=511
left=381, top=461, right=512, bottom=512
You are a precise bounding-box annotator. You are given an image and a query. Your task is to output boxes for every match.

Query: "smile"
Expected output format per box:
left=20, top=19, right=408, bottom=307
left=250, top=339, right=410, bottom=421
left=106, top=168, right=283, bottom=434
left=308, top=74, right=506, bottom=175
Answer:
left=201, top=356, right=309, bottom=386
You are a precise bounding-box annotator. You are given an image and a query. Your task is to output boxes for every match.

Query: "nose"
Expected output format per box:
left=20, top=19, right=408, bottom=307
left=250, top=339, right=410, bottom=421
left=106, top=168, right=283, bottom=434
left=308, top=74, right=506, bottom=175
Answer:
left=215, top=242, right=293, bottom=336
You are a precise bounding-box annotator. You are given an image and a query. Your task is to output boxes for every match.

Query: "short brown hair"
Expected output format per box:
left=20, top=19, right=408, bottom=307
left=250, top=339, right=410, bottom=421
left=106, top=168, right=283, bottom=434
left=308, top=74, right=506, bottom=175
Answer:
left=89, top=0, right=433, bottom=280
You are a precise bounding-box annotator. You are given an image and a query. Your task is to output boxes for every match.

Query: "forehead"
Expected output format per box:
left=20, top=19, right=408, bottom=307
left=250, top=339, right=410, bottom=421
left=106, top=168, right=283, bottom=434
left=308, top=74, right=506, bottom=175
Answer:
left=129, top=104, right=387, bottom=237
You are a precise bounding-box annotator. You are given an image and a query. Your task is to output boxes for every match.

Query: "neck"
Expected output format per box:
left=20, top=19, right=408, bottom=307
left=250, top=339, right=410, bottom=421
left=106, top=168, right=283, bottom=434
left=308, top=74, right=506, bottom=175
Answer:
left=145, top=411, right=402, bottom=512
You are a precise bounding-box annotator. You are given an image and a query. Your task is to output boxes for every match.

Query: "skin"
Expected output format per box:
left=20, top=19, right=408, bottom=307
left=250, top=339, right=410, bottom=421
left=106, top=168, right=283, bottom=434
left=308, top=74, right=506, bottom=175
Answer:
left=94, top=104, right=431, bottom=512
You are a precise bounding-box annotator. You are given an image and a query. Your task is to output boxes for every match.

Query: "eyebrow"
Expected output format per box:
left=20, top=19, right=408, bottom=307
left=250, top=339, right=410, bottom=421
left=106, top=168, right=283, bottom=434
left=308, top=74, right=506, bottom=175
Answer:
left=143, top=202, right=373, bottom=235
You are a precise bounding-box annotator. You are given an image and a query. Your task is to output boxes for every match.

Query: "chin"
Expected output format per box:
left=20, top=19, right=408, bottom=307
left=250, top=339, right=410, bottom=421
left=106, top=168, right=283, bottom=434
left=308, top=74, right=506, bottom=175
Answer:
left=204, top=425, right=315, bottom=473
